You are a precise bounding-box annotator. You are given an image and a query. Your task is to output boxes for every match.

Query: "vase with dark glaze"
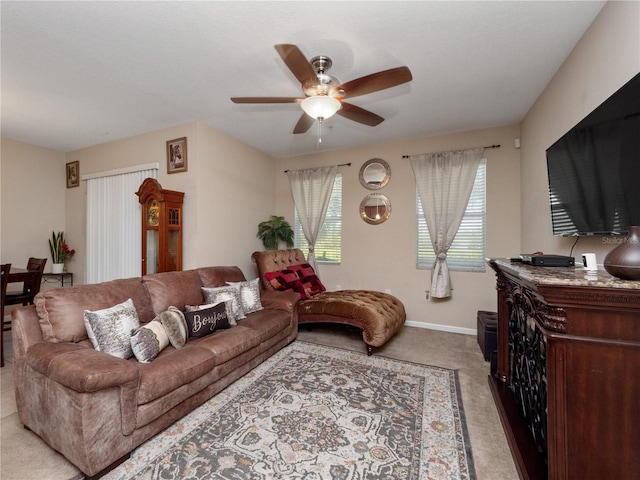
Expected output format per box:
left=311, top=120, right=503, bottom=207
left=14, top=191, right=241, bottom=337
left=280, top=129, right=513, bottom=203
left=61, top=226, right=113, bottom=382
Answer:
left=604, top=226, right=640, bottom=280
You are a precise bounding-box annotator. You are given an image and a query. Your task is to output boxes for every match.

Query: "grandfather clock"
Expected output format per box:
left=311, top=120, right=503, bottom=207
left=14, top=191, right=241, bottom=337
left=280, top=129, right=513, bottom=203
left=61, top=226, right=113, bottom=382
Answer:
left=136, top=178, right=184, bottom=275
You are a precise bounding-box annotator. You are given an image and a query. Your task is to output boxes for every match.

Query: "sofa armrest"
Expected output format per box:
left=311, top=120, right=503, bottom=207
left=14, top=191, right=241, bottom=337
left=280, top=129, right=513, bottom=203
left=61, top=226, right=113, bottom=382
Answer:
left=26, top=342, right=140, bottom=393
left=260, top=289, right=300, bottom=313
left=25, top=342, right=140, bottom=436
left=11, top=305, right=45, bottom=357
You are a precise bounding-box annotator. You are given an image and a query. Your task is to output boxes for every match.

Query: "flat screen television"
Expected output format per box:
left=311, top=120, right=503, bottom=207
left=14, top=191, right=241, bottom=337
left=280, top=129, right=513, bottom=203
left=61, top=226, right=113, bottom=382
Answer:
left=546, top=72, right=640, bottom=236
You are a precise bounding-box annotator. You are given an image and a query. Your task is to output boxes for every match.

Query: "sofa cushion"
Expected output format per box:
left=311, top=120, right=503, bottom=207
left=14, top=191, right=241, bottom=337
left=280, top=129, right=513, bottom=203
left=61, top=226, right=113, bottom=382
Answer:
left=136, top=345, right=217, bottom=405
left=35, top=277, right=154, bottom=343
left=142, top=270, right=204, bottom=314
left=239, top=309, right=293, bottom=343
left=197, top=266, right=246, bottom=288
left=84, top=298, right=140, bottom=359
left=130, top=319, right=169, bottom=363
left=190, top=324, right=262, bottom=365
left=226, top=278, right=263, bottom=314
left=202, top=286, right=246, bottom=320
left=183, top=302, right=235, bottom=338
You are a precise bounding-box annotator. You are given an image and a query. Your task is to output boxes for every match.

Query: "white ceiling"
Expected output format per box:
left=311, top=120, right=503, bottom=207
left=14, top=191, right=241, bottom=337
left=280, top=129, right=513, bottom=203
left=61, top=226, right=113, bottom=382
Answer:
left=1, top=1, right=606, bottom=158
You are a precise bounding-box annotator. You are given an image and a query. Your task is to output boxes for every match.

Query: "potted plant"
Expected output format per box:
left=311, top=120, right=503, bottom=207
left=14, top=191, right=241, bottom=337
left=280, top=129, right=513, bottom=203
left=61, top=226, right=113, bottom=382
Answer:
left=257, top=216, right=294, bottom=250
left=48, top=231, right=75, bottom=273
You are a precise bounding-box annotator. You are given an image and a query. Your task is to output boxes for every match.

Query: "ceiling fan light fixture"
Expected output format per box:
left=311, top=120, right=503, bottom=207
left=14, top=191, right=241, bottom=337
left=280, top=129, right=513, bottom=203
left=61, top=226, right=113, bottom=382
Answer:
left=301, top=95, right=341, bottom=120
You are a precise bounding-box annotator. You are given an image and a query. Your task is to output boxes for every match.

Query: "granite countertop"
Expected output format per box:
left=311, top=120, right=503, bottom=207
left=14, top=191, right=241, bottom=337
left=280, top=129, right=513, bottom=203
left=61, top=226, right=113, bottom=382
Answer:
left=488, top=258, right=640, bottom=290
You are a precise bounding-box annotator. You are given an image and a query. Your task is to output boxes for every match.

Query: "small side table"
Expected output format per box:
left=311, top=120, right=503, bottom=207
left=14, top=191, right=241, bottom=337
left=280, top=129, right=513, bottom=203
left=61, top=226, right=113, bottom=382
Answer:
left=42, top=272, right=74, bottom=287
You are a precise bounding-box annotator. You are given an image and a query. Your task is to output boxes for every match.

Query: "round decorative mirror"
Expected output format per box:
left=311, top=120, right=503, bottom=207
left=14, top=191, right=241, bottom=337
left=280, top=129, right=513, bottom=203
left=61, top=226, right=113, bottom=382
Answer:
left=359, top=158, right=390, bottom=190
left=360, top=194, right=391, bottom=225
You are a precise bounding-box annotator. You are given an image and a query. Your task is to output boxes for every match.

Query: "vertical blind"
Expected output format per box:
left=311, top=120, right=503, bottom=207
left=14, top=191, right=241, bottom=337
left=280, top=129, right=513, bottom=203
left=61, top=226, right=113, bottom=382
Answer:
left=416, top=160, right=486, bottom=272
left=85, top=165, right=157, bottom=284
left=295, top=174, right=342, bottom=264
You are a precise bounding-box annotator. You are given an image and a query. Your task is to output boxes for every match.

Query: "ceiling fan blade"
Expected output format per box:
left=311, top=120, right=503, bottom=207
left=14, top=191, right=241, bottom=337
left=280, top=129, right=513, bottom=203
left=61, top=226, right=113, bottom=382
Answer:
left=339, top=66, right=412, bottom=98
left=231, top=97, right=301, bottom=104
left=337, top=102, right=384, bottom=126
left=293, top=113, right=315, bottom=134
left=274, top=44, right=319, bottom=88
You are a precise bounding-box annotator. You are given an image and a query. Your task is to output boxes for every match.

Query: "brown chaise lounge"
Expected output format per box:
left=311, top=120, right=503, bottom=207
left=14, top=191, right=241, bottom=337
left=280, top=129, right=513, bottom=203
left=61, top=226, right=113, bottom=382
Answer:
left=252, top=248, right=406, bottom=355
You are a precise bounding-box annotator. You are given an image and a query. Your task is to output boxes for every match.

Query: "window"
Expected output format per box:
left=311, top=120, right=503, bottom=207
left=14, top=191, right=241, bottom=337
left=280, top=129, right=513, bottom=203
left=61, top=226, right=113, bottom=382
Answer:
left=294, top=174, right=342, bottom=264
left=85, top=164, right=158, bottom=283
left=416, top=160, right=486, bottom=272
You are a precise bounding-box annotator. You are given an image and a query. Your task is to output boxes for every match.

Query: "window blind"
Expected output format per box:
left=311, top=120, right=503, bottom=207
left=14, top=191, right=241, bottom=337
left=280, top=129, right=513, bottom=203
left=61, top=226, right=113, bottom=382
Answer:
left=416, top=160, right=486, bottom=272
left=86, top=165, right=158, bottom=283
left=295, top=174, right=342, bottom=264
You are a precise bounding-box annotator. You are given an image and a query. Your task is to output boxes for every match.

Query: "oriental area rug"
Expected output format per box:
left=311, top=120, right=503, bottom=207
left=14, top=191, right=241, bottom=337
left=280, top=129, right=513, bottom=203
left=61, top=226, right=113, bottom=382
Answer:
left=103, top=341, right=475, bottom=480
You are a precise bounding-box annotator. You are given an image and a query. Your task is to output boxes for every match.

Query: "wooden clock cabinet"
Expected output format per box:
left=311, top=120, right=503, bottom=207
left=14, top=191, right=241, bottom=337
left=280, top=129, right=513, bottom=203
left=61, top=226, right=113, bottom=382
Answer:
left=136, top=178, right=184, bottom=275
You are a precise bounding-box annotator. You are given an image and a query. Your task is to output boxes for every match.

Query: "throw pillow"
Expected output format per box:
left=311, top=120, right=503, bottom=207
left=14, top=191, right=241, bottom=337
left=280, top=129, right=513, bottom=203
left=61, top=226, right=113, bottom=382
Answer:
left=289, top=263, right=327, bottom=298
left=183, top=301, right=234, bottom=338
left=185, top=302, right=237, bottom=325
left=83, top=298, right=140, bottom=359
left=226, top=278, right=263, bottom=314
left=264, top=268, right=304, bottom=296
left=264, top=264, right=326, bottom=300
left=130, top=319, right=170, bottom=363
left=157, top=306, right=188, bottom=349
left=201, top=286, right=246, bottom=320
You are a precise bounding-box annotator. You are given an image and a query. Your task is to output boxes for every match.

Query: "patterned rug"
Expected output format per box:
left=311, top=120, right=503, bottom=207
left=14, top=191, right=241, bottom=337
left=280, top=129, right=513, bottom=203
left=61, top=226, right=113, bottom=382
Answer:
left=103, top=341, right=475, bottom=480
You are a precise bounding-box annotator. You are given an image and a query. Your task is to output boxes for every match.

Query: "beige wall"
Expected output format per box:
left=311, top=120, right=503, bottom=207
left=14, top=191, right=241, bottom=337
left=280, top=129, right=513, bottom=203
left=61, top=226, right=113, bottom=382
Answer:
left=192, top=122, right=277, bottom=274
left=2, top=123, right=519, bottom=333
left=1, top=139, right=66, bottom=268
left=2, top=0, right=636, bottom=333
left=275, top=125, right=521, bottom=332
left=63, top=121, right=277, bottom=283
left=520, top=0, right=640, bottom=261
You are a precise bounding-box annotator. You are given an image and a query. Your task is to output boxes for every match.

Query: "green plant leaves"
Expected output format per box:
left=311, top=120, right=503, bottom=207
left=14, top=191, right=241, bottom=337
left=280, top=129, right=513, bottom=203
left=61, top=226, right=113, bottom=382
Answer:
left=257, top=216, right=294, bottom=250
left=48, top=231, right=65, bottom=263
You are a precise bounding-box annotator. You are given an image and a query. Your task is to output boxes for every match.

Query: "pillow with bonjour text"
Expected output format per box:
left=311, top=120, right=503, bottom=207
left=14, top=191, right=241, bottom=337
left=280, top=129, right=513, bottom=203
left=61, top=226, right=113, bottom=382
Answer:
left=184, top=301, right=236, bottom=323
left=226, top=278, right=263, bottom=314
left=183, top=301, right=234, bottom=338
left=83, top=298, right=140, bottom=359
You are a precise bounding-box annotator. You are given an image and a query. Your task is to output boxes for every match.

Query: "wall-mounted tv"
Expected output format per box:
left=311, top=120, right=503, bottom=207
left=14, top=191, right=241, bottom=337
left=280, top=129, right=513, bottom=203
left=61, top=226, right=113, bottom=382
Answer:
left=546, top=72, right=640, bottom=236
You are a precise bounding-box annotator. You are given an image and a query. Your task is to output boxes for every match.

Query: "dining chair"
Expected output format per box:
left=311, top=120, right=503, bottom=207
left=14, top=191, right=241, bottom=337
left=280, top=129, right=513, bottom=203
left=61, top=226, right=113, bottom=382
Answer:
left=4, top=257, right=48, bottom=330
left=1, top=263, right=11, bottom=368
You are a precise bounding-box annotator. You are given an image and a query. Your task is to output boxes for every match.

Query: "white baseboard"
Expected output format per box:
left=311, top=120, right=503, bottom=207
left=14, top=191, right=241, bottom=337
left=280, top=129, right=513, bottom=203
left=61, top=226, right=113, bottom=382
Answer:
left=404, top=320, right=476, bottom=336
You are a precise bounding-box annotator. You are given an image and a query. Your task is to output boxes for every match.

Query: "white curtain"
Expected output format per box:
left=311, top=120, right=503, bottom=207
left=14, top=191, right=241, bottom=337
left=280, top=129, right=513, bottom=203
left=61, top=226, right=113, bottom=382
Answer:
left=411, top=148, right=483, bottom=298
left=85, top=165, right=157, bottom=284
left=287, top=165, right=337, bottom=274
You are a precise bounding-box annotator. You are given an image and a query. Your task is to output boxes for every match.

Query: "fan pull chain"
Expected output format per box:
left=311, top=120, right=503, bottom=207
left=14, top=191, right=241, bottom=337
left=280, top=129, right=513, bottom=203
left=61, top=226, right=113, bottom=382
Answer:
left=317, top=118, right=323, bottom=149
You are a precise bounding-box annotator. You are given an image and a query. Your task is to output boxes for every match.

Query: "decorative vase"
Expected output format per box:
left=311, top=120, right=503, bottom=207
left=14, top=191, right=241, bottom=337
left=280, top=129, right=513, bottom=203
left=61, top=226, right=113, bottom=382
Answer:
left=52, top=263, right=64, bottom=274
left=603, top=226, right=640, bottom=280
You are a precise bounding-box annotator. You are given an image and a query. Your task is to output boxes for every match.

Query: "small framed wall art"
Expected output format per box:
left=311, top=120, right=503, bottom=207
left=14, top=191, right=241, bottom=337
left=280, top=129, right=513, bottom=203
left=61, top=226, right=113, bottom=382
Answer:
left=166, top=137, right=187, bottom=174
left=66, top=161, right=79, bottom=188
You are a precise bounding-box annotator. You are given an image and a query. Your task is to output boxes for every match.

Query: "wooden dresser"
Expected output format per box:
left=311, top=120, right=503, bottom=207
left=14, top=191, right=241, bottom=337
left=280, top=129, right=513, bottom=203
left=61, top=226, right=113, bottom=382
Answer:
left=488, top=259, right=640, bottom=480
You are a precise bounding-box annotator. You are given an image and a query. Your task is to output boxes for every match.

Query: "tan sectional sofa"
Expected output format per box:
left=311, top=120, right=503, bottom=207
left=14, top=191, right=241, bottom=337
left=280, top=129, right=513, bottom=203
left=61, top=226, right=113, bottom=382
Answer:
left=11, top=266, right=299, bottom=478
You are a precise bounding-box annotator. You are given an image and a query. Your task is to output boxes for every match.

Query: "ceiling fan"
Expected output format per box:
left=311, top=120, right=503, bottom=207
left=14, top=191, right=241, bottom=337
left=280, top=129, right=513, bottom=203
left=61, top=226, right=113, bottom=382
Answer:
left=231, top=44, right=413, bottom=134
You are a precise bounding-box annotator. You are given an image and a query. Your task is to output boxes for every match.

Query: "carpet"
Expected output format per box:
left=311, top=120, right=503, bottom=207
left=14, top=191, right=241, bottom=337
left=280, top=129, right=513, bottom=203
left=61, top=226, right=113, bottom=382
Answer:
left=104, top=341, right=475, bottom=480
